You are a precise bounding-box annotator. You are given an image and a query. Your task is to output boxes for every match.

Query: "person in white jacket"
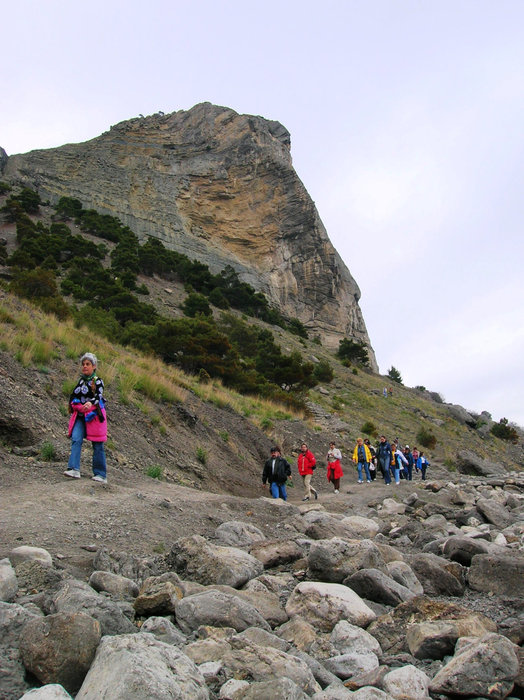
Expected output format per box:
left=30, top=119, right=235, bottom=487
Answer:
left=390, top=442, right=408, bottom=485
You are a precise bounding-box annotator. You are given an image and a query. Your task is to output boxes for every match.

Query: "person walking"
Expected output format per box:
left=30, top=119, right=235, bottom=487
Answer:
left=403, top=445, right=414, bottom=481
left=64, top=352, right=108, bottom=483
left=412, top=446, right=420, bottom=473
left=364, top=439, right=377, bottom=481
left=352, top=437, right=372, bottom=483
left=297, top=442, right=318, bottom=501
left=377, top=435, right=392, bottom=485
left=391, top=442, right=408, bottom=485
left=419, top=452, right=429, bottom=480
left=262, top=446, right=292, bottom=500
left=326, top=441, right=343, bottom=493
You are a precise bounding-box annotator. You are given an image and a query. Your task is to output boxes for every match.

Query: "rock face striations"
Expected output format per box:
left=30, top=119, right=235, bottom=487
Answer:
left=1, top=103, right=376, bottom=363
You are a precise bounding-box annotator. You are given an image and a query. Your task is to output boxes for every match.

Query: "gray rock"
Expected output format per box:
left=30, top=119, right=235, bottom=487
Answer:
left=235, top=627, right=290, bottom=652
left=339, top=516, right=380, bottom=539
left=285, top=581, right=376, bottom=632
left=175, top=589, right=271, bottom=634
left=312, top=684, right=354, bottom=699
left=232, top=677, right=308, bottom=699
left=0, top=601, right=41, bottom=699
left=385, top=560, right=423, bottom=595
left=330, top=620, right=382, bottom=656
left=407, top=553, right=465, bottom=596
left=406, top=620, right=459, bottom=659
left=468, top=552, right=524, bottom=596
left=133, top=576, right=183, bottom=616
left=366, top=597, right=496, bottom=655
left=441, top=535, right=491, bottom=565
left=214, top=520, right=266, bottom=547
left=275, top=616, right=318, bottom=652
left=10, top=546, right=53, bottom=568
left=167, top=535, right=263, bottom=588
left=19, top=686, right=73, bottom=699
left=447, top=404, right=477, bottom=427
left=76, top=633, right=209, bottom=699
left=382, top=664, right=430, bottom=699
left=0, top=558, right=18, bottom=602
left=88, top=570, right=139, bottom=599
left=249, top=540, right=303, bottom=568
left=430, top=633, right=519, bottom=699
left=139, top=616, right=187, bottom=646
left=351, top=689, right=393, bottom=700
left=323, top=650, right=379, bottom=680
left=308, top=538, right=386, bottom=583
left=45, top=579, right=136, bottom=635
left=19, top=612, right=101, bottom=693
left=220, top=636, right=321, bottom=695
left=291, top=649, right=342, bottom=689
left=344, top=568, right=416, bottom=607
left=218, top=678, right=250, bottom=698
left=92, top=547, right=163, bottom=585
left=456, top=450, right=508, bottom=477
left=476, top=497, right=514, bottom=529
left=302, top=511, right=362, bottom=540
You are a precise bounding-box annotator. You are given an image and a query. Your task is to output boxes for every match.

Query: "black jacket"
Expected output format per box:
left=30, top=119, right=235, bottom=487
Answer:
left=262, top=456, right=291, bottom=485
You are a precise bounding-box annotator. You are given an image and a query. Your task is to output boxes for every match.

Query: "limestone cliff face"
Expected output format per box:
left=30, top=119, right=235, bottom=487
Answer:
left=2, top=103, right=376, bottom=366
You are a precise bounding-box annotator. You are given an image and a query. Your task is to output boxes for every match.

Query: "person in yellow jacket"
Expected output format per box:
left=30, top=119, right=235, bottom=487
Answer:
left=352, top=437, right=372, bottom=483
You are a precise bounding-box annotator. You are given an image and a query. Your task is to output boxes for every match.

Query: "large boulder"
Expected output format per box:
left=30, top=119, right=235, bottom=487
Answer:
left=19, top=612, right=101, bottom=693
left=343, top=568, right=416, bottom=607
left=307, top=538, right=386, bottom=583
left=167, top=535, right=263, bottom=588
left=475, top=497, right=514, bottom=529
left=0, top=601, right=41, bottom=699
left=88, top=571, right=139, bottom=599
left=366, top=597, right=496, bottom=655
left=441, top=535, right=491, bottom=566
left=430, top=633, right=519, bottom=699
left=133, top=576, right=183, bottom=616
left=468, top=552, right=524, bottom=596
left=10, top=546, right=53, bottom=568
left=382, top=665, right=431, bottom=699
left=214, top=520, right=266, bottom=547
left=285, top=581, right=376, bottom=632
left=249, top=540, right=303, bottom=568
left=175, top=589, right=271, bottom=633
left=76, top=633, right=209, bottom=699
left=44, top=579, right=136, bottom=636
left=456, top=450, right=507, bottom=477
left=406, top=553, right=465, bottom=596
left=19, top=686, right=74, bottom=699
left=0, top=558, right=18, bottom=602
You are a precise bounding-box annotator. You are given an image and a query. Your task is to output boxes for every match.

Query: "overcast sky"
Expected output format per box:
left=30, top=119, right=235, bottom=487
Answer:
left=2, top=0, right=524, bottom=426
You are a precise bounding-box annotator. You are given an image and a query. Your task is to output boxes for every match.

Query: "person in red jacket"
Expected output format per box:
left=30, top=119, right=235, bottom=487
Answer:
left=297, top=442, right=318, bottom=501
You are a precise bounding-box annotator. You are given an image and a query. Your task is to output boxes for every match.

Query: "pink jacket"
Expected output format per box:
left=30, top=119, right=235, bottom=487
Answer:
left=68, top=403, right=107, bottom=442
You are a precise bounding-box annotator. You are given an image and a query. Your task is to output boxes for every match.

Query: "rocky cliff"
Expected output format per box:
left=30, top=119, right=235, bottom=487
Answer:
left=1, top=103, right=376, bottom=365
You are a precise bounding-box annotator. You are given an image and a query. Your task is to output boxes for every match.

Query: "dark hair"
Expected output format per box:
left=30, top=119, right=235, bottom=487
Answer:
left=270, top=445, right=280, bottom=452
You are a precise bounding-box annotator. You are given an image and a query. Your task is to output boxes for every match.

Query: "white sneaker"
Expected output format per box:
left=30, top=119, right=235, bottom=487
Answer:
left=334, top=489, right=339, bottom=494
left=358, top=480, right=363, bottom=484
left=92, top=475, right=107, bottom=483
left=63, top=469, right=80, bottom=479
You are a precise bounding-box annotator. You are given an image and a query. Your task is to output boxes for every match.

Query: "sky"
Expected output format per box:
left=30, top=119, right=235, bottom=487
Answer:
left=2, top=0, right=524, bottom=426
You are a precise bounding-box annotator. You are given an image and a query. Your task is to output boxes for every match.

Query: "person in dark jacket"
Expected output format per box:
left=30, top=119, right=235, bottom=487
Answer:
left=403, top=445, right=414, bottom=480
left=262, top=446, right=292, bottom=500
left=377, top=435, right=392, bottom=485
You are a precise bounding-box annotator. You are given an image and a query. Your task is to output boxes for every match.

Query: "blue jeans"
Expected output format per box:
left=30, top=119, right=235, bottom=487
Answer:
left=270, top=481, right=287, bottom=500
left=379, top=456, right=391, bottom=484
left=405, top=464, right=412, bottom=480
left=68, top=417, right=106, bottom=478
left=357, top=462, right=371, bottom=481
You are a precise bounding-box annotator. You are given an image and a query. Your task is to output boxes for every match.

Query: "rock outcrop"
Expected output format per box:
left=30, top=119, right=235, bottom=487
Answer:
left=1, top=103, right=376, bottom=360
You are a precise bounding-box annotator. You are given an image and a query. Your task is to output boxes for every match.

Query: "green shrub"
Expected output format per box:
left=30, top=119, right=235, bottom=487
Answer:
left=337, top=338, right=369, bottom=366
left=313, top=359, right=334, bottom=383
left=387, top=366, right=403, bottom=384
left=490, top=418, right=519, bottom=443
left=40, top=441, right=57, bottom=461
left=361, top=420, right=378, bottom=437
left=417, top=427, right=437, bottom=449
left=0, top=182, right=12, bottom=195
left=196, top=447, right=207, bottom=464
left=146, top=465, right=163, bottom=480
left=219, top=430, right=229, bottom=442
left=182, top=292, right=212, bottom=317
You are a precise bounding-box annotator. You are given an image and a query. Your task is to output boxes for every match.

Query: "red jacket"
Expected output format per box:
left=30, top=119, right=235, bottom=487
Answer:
left=297, top=450, right=316, bottom=476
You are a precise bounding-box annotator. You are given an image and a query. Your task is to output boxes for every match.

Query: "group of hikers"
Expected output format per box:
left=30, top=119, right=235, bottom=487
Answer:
left=62, top=352, right=430, bottom=501
left=262, top=437, right=430, bottom=501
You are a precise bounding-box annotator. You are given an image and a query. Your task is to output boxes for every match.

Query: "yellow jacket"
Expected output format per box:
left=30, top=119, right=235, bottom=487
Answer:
left=352, top=444, right=372, bottom=463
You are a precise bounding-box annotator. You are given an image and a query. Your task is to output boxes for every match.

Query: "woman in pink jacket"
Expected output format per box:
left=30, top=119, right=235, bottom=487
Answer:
left=64, top=352, right=108, bottom=483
